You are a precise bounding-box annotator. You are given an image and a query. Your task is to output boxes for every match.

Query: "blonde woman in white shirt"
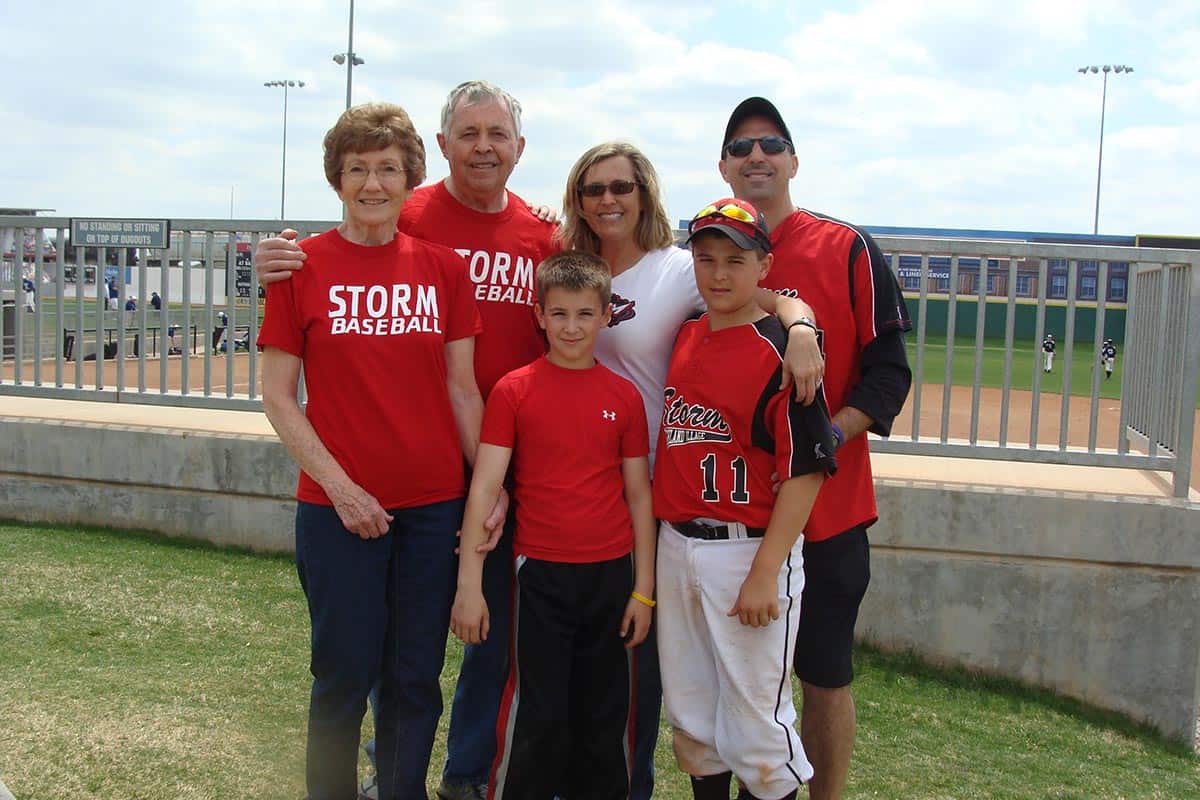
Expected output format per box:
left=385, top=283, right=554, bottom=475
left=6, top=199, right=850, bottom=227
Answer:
left=557, top=140, right=824, bottom=800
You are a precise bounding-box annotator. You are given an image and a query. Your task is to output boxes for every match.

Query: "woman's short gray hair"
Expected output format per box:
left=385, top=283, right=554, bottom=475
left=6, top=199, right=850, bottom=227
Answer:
left=439, top=80, right=523, bottom=139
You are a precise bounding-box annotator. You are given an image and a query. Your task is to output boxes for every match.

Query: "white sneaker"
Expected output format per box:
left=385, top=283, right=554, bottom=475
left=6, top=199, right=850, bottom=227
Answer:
left=358, top=773, right=379, bottom=800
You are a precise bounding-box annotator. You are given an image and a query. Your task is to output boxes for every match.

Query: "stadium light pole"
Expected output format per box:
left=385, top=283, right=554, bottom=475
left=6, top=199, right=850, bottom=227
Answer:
left=1077, top=64, right=1133, bottom=235
left=264, top=79, right=306, bottom=219
left=332, top=0, right=365, bottom=110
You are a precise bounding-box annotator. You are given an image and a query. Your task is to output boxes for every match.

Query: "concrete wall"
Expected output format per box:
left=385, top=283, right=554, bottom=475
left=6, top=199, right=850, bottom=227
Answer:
left=0, top=417, right=296, bottom=552
left=2, top=415, right=1198, bottom=749
left=863, top=481, right=1200, bottom=749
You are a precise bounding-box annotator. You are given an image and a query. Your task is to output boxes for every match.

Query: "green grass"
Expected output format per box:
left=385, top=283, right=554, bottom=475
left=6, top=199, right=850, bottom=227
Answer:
left=29, top=298, right=265, bottom=332
left=10, top=299, right=266, bottom=358
left=915, top=334, right=1200, bottom=409
left=914, top=334, right=1125, bottom=401
left=1, top=522, right=1196, bottom=799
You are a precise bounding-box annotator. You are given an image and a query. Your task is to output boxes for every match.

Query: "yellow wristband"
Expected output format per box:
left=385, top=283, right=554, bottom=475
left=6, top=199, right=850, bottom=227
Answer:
left=631, top=591, right=656, bottom=608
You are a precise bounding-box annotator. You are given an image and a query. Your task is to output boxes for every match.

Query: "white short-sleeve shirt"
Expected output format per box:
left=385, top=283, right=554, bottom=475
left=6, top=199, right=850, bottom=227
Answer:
left=595, top=246, right=704, bottom=470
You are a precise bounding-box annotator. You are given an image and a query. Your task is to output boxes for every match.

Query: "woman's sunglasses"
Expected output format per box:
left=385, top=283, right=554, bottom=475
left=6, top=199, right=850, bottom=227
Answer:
left=578, top=179, right=641, bottom=198
left=723, top=136, right=794, bottom=158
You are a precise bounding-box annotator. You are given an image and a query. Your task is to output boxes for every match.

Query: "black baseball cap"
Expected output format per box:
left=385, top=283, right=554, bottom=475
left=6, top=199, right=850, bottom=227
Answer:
left=722, top=97, right=793, bottom=158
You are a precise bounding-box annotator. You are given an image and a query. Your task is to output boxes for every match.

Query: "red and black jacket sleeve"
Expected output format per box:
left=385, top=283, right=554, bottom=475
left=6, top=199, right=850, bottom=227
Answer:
left=847, top=229, right=913, bottom=437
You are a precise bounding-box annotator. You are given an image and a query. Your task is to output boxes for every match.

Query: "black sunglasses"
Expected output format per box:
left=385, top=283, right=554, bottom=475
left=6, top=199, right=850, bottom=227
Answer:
left=578, top=179, right=641, bottom=198
left=723, top=136, right=794, bottom=158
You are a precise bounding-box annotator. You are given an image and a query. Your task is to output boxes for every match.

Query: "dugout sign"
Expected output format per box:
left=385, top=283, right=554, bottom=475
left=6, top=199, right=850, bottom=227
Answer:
left=70, top=218, right=170, bottom=249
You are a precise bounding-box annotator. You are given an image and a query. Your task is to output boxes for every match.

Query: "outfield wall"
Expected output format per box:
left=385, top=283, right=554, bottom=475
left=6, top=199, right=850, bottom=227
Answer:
left=1, top=416, right=1197, bottom=749
left=904, top=296, right=1128, bottom=344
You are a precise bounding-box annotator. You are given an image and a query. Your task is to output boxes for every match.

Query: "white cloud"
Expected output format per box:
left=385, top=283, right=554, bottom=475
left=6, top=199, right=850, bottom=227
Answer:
left=1, top=0, right=1196, bottom=235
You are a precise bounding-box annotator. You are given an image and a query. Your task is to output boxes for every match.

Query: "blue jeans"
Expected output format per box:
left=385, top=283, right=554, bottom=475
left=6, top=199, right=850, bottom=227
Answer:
left=296, top=498, right=462, bottom=800
left=442, top=518, right=515, bottom=786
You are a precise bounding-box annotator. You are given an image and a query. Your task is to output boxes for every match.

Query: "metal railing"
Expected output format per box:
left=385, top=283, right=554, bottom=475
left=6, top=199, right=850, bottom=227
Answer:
left=871, top=236, right=1199, bottom=497
left=1, top=217, right=334, bottom=411
left=4, top=218, right=1198, bottom=496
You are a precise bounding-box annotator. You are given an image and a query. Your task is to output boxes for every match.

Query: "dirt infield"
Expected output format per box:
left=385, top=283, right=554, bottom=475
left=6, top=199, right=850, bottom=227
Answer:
left=891, top=383, right=1200, bottom=491
left=1, top=352, right=258, bottom=397
left=4, top=352, right=1197, bottom=491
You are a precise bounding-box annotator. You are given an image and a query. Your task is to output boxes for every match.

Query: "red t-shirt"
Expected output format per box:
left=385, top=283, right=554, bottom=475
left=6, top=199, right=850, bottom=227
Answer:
left=399, top=181, right=558, bottom=398
left=652, top=315, right=836, bottom=529
left=481, top=357, right=649, bottom=563
left=761, top=210, right=911, bottom=541
left=258, top=227, right=482, bottom=509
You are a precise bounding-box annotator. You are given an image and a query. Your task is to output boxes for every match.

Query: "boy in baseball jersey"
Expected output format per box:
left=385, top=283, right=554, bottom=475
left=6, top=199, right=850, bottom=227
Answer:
left=1043, top=333, right=1056, bottom=372
left=654, top=199, right=837, bottom=800
left=451, top=251, right=656, bottom=800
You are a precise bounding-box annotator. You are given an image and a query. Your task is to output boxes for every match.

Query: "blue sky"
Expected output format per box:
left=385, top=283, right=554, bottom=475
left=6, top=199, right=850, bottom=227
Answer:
left=4, top=0, right=1197, bottom=236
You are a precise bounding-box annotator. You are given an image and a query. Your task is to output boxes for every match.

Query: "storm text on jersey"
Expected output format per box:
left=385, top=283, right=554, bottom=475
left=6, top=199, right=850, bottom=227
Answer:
left=455, top=248, right=536, bottom=306
left=661, top=387, right=734, bottom=446
left=327, top=283, right=442, bottom=336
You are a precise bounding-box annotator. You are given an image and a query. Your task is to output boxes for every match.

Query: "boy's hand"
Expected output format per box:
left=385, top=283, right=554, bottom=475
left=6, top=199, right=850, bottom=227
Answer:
left=780, top=323, right=823, bottom=405
left=620, top=598, right=652, bottom=648
left=255, top=229, right=306, bottom=284
left=477, top=487, right=510, bottom=553
left=728, top=570, right=780, bottom=627
left=450, top=588, right=489, bottom=645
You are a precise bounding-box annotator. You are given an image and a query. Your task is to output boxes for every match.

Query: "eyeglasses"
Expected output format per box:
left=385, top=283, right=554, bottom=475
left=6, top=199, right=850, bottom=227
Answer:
left=578, top=179, right=641, bottom=198
left=692, top=202, right=759, bottom=226
left=340, top=163, right=407, bottom=184
left=723, top=136, right=793, bottom=158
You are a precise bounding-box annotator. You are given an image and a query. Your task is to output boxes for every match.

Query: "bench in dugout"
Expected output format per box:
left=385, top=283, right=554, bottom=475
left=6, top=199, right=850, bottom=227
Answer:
left=63, top=329, right=139, bottom=361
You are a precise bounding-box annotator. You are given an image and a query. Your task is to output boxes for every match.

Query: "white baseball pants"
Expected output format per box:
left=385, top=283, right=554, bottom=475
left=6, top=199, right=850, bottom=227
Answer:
left=656, top=521, right=812, bottom=800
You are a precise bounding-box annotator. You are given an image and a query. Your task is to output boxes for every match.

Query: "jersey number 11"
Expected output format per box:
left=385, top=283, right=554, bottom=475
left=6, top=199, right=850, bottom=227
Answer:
left=700, top=453, right=750, bottom=504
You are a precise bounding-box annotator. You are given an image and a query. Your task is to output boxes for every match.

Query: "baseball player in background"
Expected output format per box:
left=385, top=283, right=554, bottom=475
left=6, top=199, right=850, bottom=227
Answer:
left=1101, top=338, right=1117, bottom=379
left=1042, top=333, right=1056, bottom=372
left=106, top=277, right=120, bottom=311
left=653, top=200, right=837, bottom=800
left=214, top=310, right=230, bottom=353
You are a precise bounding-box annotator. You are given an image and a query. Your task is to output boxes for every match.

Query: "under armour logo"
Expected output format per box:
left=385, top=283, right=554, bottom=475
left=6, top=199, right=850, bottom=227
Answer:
left=602, top=410, right=617, bottom=421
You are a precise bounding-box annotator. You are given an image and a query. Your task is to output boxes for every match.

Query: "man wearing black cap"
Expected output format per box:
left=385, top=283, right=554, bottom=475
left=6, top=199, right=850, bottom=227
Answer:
left=719, top=96, right=913, bottom=800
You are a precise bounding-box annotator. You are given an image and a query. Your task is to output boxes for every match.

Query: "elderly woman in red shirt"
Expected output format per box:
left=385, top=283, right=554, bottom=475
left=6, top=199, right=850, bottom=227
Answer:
left=259, top=102, right=487, bottom=800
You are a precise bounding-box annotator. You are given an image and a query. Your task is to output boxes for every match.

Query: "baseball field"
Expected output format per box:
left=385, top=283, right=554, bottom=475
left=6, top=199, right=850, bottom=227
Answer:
left=7, top=329, right=1198, bottom=490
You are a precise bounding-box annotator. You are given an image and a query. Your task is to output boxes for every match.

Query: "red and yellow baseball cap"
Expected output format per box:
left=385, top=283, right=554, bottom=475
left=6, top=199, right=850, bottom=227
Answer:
left=686, top=197, right=772, bottom=253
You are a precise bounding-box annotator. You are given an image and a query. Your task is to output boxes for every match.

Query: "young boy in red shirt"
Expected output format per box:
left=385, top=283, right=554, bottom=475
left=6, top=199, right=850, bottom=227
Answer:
left=451, top=250, right=657, bottom=800
left=653, top=199, right=837, bottom=800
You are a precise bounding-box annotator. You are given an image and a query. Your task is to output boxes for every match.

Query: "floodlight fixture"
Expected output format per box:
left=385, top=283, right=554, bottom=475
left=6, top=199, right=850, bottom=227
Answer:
left=1077, top=64, right=1134, bottom=234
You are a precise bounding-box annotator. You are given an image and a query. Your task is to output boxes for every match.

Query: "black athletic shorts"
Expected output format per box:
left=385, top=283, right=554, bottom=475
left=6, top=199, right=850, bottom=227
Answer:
left=793, top=525, right=871, bottom=689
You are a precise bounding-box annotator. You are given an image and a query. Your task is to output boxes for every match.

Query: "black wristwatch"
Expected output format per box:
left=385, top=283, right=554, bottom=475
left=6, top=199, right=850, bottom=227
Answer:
left=787, top=317, right=819, bottom=335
